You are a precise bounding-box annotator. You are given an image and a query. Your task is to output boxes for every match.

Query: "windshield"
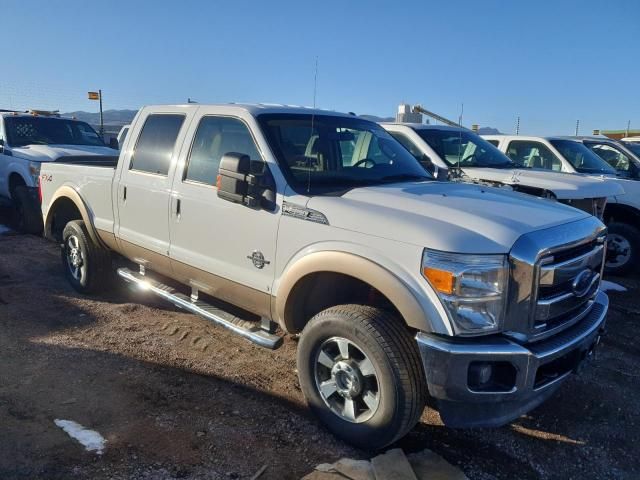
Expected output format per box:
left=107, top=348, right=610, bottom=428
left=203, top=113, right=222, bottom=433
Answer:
left=549, top=139, right=616, bottom=174
left=623, top=141, right=640, bottom=157
left=416, top=129, right=513, bottom=168
left=258, top=114, right=432, bottom=194
left=5, top=116, right=105, bottom=147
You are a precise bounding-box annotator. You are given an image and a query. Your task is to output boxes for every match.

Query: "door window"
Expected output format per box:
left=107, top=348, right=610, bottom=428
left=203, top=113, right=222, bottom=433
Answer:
left=506, top=140, right=562, bottom=171
left=587, top=143, right=631, bottom=172
left=130, top=114, right=185, bottom=175
left=184, top=116, right=261, bottom=185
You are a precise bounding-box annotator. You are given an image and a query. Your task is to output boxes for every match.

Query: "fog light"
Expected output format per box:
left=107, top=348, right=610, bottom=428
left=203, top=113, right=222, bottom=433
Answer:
left=468, top=361, right=517, bottom=392
left=468, top=362, right=493, bottom=386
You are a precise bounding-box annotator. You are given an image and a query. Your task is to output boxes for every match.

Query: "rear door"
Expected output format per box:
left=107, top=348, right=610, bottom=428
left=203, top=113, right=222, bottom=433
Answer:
left=168, top=110, right=279, bottom=317
left=115, top=106, right=196, bottom=274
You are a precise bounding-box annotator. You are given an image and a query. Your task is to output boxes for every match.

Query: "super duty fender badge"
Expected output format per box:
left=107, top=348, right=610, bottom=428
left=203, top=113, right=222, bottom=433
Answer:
left=248, top=250, right=270, bottom=269
left=282, top=201, right=329, bottom=225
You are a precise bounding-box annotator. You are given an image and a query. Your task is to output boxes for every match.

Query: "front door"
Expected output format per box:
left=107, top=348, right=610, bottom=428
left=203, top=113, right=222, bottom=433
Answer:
left=115, top=107, right=194, bottom=274
left=168, top=112, right=279, bottom=317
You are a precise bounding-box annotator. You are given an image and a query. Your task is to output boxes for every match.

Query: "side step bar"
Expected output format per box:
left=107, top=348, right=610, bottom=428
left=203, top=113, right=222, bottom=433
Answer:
left=117, top=268, right=283, bottom=350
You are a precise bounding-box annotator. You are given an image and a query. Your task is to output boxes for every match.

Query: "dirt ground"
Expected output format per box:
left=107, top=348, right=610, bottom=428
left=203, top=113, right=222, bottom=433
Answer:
left=1, top=228, right=639, bottom=480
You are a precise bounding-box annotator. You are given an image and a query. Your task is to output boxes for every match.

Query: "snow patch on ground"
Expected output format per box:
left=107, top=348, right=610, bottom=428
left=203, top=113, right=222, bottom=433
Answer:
left=54, top=419, right=106, bottom=454
left=0, top=225, right=12, bottom=235
left=601, top=280, right=627, bottom=293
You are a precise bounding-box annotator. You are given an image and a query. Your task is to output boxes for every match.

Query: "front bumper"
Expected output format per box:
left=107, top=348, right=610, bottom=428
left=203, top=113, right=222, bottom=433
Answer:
left=417, top=290, right=608, bottom=428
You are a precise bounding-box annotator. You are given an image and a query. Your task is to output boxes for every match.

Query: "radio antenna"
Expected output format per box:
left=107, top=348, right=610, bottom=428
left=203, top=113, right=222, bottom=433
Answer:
left=307, top=57, right=318, bottom=194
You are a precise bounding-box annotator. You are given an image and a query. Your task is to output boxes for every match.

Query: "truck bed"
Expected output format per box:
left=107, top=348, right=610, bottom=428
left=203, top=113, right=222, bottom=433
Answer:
left=52, top=155, right=119, bottom=168
left=40, top=160, right=117, bottom=237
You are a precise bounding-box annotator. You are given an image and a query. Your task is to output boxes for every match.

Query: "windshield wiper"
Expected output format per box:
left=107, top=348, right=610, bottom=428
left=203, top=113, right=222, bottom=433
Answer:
left=376, top=174, right=431, bottom=184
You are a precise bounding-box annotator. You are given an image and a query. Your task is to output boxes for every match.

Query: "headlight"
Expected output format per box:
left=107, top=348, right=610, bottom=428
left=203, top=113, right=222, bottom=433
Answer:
left=422, top=249, right=508, bottom=335
left=29, top=162, right=41, bottom=184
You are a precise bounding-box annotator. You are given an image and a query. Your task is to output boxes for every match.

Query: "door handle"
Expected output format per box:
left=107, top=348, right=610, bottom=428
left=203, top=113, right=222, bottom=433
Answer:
left=123, top=186, right=127, bottom=201
left=176, top=198, right=181, bottom=217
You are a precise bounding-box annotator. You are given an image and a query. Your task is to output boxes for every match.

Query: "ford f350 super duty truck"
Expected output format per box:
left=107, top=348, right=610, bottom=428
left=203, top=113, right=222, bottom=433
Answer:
left=40, top=104, right=609, bottom=449
left=485, top=134, right=639, bottom=276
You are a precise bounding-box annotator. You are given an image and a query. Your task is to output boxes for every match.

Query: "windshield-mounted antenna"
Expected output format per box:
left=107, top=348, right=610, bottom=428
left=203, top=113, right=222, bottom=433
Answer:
left=307, top=57, right=318, bottom=194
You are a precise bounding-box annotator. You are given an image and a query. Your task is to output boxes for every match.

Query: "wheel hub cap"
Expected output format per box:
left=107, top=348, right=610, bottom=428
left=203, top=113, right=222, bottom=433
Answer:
left=331, top=361, right=363, bottom=398
left=314, top=336, right=380, bottom=423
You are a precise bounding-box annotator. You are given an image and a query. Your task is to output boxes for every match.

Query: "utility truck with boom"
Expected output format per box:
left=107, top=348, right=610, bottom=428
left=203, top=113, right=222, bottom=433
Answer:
left=40, top=104, right=609, bottom=449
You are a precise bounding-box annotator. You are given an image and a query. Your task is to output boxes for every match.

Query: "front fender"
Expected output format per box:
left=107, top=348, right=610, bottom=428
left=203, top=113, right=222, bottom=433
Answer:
left=273, top=243, right=452, bottom=335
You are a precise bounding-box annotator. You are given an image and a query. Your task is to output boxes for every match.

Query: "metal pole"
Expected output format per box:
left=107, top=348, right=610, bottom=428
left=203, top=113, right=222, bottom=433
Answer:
left=575, top=120, right=580, bottom=136
left=627, top=120, right=631, bottom=137
left=99, top=89, right=104, bottom=138
left=516, top=116, right=520, bottom=135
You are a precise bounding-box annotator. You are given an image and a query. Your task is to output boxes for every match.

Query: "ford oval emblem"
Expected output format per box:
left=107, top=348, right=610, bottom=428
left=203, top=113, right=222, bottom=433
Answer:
left=572, top=269, right=595, bottom=298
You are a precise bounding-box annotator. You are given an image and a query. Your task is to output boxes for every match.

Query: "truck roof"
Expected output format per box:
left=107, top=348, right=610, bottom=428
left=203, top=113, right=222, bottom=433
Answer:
left=482, top=134, right=586, bottom=143
left=139, top=103, right=354, bottom=118
left=381, top=122, right=464, bottom=132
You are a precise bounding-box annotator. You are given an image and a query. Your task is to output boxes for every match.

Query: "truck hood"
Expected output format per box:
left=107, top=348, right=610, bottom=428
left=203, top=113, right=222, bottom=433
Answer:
left=462, top=167, right=624, bottom=199
left=307, top=181, right=591, bottom=254
left=10, top=144, right=118, bottom=162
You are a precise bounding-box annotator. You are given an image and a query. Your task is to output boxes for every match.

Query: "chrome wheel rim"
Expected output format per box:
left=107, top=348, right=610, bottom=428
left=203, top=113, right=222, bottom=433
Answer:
left=314, top=336, right=380, bottom=423
left=606, top=234, right=632, bottom=269
left=65, top=235, right=84, bottom=281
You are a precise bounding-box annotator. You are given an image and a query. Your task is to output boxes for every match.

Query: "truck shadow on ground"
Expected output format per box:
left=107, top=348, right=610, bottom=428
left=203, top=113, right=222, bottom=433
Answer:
left=1, top=231, right=639, bottom=479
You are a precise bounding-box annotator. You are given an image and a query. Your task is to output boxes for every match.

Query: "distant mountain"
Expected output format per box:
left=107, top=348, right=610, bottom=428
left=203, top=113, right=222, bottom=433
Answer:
left=62, top=109, right=138, bottom=125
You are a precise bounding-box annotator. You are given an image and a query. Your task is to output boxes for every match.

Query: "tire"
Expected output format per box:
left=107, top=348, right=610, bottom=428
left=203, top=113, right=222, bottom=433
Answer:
left=605, top=222, right=640, bottom=276
left=296, top=305, right=427, bottom=450
left=61, top=220, right=112, bottom=294
left=12, top=185, right=43, bottom=235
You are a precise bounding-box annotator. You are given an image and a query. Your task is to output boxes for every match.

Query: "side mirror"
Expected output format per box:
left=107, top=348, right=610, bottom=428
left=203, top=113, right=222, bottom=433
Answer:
left=0, top=139, right=3, bottom=154
left=217, top=152, right=273, bottom=209
left=417, top=154, right=435, bottom=174
left=435, top=167, right=449, bottom=181
left=109, top=137, right=119, bottom=150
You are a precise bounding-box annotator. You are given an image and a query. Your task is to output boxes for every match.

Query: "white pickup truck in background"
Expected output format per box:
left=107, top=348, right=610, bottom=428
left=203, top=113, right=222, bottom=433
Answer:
left=39, top=103, right=610, bottom=449
left=0, top=110, right=118, bottom=233
left=485, top=135, right=639, bottom=275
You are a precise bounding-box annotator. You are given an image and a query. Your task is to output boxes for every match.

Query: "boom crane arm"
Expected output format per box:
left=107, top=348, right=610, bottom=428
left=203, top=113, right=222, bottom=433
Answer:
left=411, top=105, right=469, bottom=130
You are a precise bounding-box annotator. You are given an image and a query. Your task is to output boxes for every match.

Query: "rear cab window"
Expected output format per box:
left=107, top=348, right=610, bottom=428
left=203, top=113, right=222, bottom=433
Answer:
left=130, top=114, right=186, bottom=175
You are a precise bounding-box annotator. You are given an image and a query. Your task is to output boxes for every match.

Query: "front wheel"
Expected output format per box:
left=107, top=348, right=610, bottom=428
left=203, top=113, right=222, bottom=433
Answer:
left=296, top=305, right=427, bottom=450
left=61, top=220, right=112, bottom=294
left=605, top=222, right=640, bottom=276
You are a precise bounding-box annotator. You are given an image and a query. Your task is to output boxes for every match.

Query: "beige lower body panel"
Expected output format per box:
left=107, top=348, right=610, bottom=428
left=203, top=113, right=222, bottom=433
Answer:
left=116, top=238, right=271, bottom=320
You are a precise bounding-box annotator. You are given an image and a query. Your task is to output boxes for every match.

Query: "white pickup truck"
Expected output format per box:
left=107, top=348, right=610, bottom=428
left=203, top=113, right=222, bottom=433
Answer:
left=40, top=104, right=609, bottom=449
left=0, top=110, right=118, bottom=233
left=485, top=135, right=639, bottom=275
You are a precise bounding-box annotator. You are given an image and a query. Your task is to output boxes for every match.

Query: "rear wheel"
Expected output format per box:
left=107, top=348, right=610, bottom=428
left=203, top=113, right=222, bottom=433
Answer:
left=605, top=222, right=640, bottom=276
left=11, top=185, right=43, bottom=235
left=61, top=220, right=112, bottom=294
left=296, top=305, right=427, bottom=450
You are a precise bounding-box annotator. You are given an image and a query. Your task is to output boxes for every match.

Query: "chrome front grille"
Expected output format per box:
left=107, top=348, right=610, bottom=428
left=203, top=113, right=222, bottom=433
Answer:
left=506, top=217, right=607, bottom=343
left=531, top=240, right=604, bottom=340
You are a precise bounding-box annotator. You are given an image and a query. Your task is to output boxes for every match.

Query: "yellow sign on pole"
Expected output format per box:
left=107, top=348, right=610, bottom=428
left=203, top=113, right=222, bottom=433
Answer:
left=88, top=91, right=100, bottom=100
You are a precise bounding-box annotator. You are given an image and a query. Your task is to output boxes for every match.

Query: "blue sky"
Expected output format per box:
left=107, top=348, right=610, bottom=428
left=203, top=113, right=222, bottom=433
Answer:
left=1, top=0, right=638, bottom=135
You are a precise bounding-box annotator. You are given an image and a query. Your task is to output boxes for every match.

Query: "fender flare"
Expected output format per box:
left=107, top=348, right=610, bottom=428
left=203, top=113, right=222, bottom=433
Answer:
left=274, top=250, right=433, bottom=333
left=44, top=186, right=103, bottom=247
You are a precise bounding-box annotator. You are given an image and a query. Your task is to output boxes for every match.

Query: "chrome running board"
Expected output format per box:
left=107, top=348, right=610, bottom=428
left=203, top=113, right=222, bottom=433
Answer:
left=117, top=267, right=282, bottom=350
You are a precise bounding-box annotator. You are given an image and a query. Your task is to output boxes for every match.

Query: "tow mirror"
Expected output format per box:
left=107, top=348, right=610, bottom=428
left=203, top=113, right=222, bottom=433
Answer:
left=109, top=137, right=119, bottom=150
left=0, top=139, right=4, bottom=154
left=217, top=152, right=274, bottom=209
